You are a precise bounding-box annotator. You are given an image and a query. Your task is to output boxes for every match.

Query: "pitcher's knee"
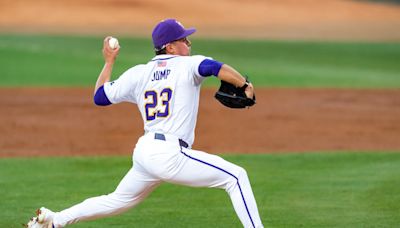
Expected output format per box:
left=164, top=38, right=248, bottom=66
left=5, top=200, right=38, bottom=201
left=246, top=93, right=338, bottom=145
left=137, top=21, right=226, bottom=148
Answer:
left=237, top=166, right=248, bottom=178
left=224, top=166, right=247, bottom=193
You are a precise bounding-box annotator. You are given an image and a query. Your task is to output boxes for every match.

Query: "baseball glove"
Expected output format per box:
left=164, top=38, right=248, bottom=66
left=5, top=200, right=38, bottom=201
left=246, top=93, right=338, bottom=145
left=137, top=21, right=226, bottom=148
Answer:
left=215, top=79, right=256, bottom=109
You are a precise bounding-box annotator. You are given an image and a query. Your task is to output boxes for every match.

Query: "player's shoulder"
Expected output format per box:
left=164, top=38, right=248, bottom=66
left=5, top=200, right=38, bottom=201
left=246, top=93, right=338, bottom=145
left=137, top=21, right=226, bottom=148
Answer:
left=122, top=64, right=146, bottom=76
left=117, top=64, right=147, bottom=83
left=184, top=54, right=210, bottom=60
left=127, top=64, right=147, bottom=73
left=176, top=55, right=212, bottom=65
left=191, top=54, right=210, bottom=59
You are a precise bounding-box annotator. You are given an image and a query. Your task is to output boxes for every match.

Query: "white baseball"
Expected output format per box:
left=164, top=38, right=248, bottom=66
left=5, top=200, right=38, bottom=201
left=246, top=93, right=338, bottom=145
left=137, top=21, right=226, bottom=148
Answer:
left=108, top=37, right=119, bottom=49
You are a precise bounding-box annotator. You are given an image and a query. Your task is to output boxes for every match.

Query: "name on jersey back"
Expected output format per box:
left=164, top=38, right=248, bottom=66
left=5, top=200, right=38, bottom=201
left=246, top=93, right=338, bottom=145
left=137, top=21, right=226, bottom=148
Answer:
left=152, top=69, right=171, bottom=81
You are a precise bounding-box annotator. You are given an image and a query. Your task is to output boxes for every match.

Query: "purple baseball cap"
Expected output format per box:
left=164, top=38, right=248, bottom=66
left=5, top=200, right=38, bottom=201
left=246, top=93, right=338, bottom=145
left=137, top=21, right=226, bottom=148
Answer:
left=152, top=19, right=196, bottom=49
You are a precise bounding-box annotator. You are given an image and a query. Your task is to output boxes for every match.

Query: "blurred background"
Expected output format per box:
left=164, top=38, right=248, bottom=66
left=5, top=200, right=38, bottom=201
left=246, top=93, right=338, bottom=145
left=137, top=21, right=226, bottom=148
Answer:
left=1, top=0, right=400, bottom=40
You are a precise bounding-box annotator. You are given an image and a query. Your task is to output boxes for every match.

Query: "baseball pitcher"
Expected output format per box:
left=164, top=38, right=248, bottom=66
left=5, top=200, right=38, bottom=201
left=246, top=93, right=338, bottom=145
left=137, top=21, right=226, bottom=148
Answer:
left=25, top=19, right=263, bottom=228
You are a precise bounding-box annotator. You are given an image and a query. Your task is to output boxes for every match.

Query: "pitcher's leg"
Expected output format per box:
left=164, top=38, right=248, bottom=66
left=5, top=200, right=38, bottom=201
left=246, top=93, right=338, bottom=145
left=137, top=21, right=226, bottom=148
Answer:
left=227, top=166, right=263, bottom=228
left=170, top=148, right=263, bottom=228
left=53, top=168, right=161, bottom=227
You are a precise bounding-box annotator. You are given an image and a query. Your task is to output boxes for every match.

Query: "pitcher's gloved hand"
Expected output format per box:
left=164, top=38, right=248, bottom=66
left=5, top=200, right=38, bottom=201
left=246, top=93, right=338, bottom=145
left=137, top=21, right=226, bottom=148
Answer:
left=215, top=79, right=256, bottom=109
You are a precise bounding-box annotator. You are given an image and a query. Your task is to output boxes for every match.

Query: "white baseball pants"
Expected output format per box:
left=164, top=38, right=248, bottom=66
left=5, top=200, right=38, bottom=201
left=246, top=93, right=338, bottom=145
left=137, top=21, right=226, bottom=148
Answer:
left=52, top=133, right=264, bottom=228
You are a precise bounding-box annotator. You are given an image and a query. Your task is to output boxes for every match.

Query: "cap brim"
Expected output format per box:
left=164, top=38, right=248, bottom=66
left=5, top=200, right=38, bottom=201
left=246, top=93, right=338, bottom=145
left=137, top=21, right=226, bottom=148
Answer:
left=176, top=28, right=196, bottom=40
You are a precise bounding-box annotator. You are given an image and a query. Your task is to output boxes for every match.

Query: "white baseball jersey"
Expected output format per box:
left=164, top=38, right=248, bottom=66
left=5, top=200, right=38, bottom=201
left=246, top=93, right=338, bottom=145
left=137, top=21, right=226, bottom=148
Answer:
left=104, top=54, right=210, bottom=147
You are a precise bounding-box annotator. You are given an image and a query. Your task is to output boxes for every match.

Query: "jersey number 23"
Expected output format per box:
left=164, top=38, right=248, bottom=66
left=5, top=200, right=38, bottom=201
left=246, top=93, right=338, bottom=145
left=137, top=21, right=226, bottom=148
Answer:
left=144, top=88, right=172, bottom=121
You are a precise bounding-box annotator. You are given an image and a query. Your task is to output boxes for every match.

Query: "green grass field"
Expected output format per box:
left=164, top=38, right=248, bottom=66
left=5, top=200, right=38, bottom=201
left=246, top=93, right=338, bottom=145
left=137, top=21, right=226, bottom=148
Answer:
left=0, top=34, right=399, bottom=88
left=1, top=153, right=400, bottom=227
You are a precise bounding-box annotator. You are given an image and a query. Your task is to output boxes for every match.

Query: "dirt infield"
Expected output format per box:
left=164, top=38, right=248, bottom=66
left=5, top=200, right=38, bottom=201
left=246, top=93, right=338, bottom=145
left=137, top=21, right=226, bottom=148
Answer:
left=1, top=88, right=399, bottom=157
left=1, top=0, right=400, bottom=41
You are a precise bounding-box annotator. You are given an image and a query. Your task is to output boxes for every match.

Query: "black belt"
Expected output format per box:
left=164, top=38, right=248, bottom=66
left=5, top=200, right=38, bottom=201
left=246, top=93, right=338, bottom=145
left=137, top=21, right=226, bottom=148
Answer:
left=154, top=133, right=189, bottom=148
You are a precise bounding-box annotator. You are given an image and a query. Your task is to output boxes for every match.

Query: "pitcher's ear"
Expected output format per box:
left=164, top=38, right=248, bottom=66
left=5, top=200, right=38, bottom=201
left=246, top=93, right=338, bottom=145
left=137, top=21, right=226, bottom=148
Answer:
left=165, top=43, right=175, bottom=54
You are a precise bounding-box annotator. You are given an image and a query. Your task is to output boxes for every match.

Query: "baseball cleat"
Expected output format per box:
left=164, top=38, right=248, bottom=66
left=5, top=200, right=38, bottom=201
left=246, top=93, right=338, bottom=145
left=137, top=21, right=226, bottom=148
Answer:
left=24, top=207, right=54, bottom=228
left=24, top=217, right=38, bottom=228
